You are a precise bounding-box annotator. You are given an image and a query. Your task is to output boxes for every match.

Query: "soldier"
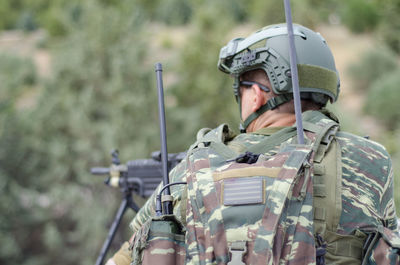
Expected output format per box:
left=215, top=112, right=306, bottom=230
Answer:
left=107, top=24, right=399, bottom=265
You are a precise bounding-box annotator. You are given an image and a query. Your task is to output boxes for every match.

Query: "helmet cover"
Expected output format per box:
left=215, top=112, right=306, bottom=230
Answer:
left=218, top=23, right=340, bottom=106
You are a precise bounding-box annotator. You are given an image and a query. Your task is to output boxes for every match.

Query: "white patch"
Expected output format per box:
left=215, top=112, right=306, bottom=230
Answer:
left=151, top=248, right=175, bottom=254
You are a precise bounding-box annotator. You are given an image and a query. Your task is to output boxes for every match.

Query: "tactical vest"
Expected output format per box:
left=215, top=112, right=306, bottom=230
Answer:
left=130, top=116, right=400, bottom=265
left=182, top=120, right=338, bottom=265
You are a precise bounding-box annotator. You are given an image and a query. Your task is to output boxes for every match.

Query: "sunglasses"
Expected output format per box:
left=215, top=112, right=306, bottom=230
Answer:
left=239, top=81, right=270, bottom=93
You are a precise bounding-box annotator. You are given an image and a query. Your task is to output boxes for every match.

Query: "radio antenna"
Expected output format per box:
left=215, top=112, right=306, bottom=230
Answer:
left=284, top=0, right=305, bottom=144
left=154, top=63, right=173, bottom=215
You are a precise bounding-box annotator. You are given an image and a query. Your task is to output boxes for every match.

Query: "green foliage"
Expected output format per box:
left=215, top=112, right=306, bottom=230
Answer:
left=27, top=2, right=159, bottom=262
left=364, top=70, right=400, bottom=130
left=0, top=0, right=81, bottom=35
left=34, top=0, right=84, bottom=36
left=154, top=0, right=192, bottom=25
left=0, top=1, right=161, bottom=264
left=308, top=0, right=340, bottom=23
left=0, top=54, right=41, bottom=264
left=247, top=0, right=286, bottom=27
left=340, top=0, right=381, bottom=33
left=37, top=6, right=69, bottom=36
left=168, top=2, right=239, bottom=151
left=349, top=44, right=400, bottom=132
left=377, top=0, right=400, bottom=54
left=207, top=0, right=248, bottom=23
left=0, top=53, right=36, bottom=94
left=16, top=11, right=38, bottom=31
left=135, top=0, right=248, bottom=26
left=0, top=53, right=37, bottom=115
left=2, top=1, right=400, bottom=264
left=0, top=0, right=20, bottom=29
left=348, top=46, right=399, bottom=91
left=247, top=0, right=321, bottom=28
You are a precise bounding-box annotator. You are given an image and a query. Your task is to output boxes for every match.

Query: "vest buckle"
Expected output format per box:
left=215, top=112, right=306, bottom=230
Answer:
left=228, top=241, right=247, bottom=265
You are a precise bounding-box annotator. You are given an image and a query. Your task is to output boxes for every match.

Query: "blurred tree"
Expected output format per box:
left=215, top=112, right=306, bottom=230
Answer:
left=308, top=0, right=340, bottom=24
left=13, top=0, right=82, bottom=35
left=247, top=0, right=285, bottom=27
left=154, top=0, right=192, bottom=25
left=0, top=1, right=167, bottom=264
left=348, top=46, right=399, bottom=91
left=0, top=53, right=36, bottom=98
left=364, top=69, right=400, bottom=130
left=377, top=0, right=400, bottom=54
left=0, top=53, right=40, bottom=263
left=16, top=11, right=38, bottom=31
left=247, top=0, right=321, bottom=28
left=167, top=1, right=239, bottom=152
left=2, top=0, right=400, bottom=264
left=339, top=0, right=381, bottom=33
left=0, top=0, right=20, bottom=30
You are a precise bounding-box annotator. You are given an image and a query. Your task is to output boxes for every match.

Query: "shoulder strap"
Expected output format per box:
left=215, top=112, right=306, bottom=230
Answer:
left=190, top=112, right=340, bottom=161
left=313, top=137, right=342, bottom=235
left=190, top=124, right=299, bottom=161
left=246, top=126, right=297, bottom=154
left=309, top=121, right=367, bottom=263
left=188, top=124, right=236, bottom=156
left=302, top=118, right=373, bottom=262
left=208, top=126, right=299, bottom=160
left=303, top=120, right=339, bottom=161
left=302, top=118, right=341, bottom=236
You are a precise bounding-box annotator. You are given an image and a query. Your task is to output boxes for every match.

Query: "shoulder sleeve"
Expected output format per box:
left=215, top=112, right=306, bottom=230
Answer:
left=129, top=183, right=160, bottom=233
left=336, top=132, right=398, bottom=231
left=381, top=158, right=398, bottom=231
left=129, top=159, right=188, bottom=233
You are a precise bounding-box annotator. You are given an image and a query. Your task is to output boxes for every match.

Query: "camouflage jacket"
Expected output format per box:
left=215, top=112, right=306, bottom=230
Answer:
left=129, top=110, right=398, bottom=264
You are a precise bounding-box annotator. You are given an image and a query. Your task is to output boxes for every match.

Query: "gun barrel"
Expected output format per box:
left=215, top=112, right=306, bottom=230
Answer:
left=91, top=167, right=110, bottom=175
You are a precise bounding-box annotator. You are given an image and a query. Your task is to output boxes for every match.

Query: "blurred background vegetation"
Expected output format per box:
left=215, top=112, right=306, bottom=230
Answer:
left=0, top=0, right=399, bottom=264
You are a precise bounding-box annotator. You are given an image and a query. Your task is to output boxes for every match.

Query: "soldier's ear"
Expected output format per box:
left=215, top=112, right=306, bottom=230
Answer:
left=252, top=85, right=267, bottom=112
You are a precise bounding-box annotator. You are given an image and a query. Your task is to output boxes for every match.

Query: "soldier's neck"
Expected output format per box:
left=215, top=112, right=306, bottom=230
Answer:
left=246, top=111, right=296, bottom=132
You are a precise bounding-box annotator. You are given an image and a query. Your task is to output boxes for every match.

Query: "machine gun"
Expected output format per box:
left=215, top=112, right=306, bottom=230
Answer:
left=91, top=149, right=185, bottom=265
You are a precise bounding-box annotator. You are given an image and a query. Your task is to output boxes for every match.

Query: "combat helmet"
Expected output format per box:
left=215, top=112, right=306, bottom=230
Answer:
left=218, top=23, right=340, bottom=131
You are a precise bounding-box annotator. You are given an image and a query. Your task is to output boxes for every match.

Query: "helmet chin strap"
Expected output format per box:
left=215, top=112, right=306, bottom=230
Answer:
left=239, top=94, right=293, bottom=133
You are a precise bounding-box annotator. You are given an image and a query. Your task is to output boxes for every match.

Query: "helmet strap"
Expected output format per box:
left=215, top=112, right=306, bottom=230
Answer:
left=240, top=94, right=293, bottom=133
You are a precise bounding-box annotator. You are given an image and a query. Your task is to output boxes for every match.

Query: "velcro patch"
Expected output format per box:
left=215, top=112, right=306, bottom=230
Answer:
left=222, top=177, right=264, bottom=206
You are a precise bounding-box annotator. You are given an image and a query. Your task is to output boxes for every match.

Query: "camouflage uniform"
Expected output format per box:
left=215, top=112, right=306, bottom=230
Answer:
left=129, top=110, right=398, bottom=264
